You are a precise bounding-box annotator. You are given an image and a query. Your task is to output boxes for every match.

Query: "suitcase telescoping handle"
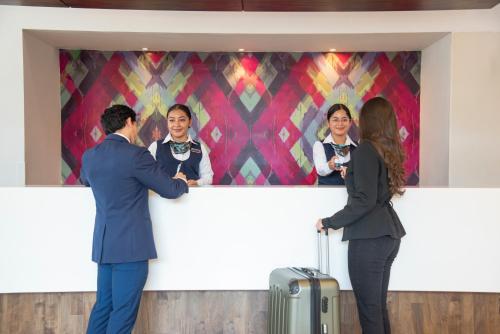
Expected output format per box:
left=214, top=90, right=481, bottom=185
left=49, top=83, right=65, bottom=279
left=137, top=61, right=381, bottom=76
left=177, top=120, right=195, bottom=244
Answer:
left=317, top=229, right=330, bottom=276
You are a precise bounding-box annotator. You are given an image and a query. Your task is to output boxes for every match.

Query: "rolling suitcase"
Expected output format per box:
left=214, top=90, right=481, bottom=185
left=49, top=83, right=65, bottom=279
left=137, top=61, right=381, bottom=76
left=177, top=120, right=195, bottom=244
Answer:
left=268, top=230, right=340, bottom=334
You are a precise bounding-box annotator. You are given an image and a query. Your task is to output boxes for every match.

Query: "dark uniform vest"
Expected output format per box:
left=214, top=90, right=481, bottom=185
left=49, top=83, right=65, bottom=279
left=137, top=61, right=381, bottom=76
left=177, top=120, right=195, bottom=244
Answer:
left=155, top=139, right=202, bottom=180
left=318, top=142, right=357, bottom=186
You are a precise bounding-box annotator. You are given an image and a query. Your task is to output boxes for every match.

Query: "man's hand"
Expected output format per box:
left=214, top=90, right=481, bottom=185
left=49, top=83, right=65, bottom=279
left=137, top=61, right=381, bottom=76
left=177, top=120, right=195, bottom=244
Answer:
left=187, top=179, right=198, bottom=187
left=173, top=172, right=188, bottom=184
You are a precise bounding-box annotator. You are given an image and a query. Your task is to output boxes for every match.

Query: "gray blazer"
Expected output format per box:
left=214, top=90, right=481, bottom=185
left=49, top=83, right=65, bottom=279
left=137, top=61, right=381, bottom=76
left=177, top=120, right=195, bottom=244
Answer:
left=322, top=142, right=406, bottom=241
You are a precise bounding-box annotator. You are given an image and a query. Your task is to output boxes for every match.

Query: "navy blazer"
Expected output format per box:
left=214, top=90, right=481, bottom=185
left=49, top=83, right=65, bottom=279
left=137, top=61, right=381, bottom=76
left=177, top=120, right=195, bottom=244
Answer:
left=80, top=134, right=189, bottom=264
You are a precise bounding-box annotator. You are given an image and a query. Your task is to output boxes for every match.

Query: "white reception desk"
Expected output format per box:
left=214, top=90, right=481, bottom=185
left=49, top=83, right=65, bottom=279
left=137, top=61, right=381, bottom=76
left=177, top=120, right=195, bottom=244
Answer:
left=0, top=187, right=499, bottom=293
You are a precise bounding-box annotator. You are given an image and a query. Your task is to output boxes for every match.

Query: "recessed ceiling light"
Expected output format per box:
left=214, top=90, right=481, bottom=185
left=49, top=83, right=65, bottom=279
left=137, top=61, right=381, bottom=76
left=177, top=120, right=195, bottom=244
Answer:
left=238, top=48, right=245, bottom=52
left=329, top=48, right=337, bottom=52
left=142, top=47, right=149, bottom=51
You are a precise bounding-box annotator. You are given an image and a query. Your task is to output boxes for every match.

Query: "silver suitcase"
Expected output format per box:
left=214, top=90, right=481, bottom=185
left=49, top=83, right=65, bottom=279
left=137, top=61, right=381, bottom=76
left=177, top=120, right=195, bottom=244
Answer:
left=268, top=230, right=341, bottom=334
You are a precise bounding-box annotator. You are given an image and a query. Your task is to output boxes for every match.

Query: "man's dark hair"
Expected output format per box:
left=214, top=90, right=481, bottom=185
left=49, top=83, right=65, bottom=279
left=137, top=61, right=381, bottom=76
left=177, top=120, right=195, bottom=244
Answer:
left=100, top=104, right=136, bottom=135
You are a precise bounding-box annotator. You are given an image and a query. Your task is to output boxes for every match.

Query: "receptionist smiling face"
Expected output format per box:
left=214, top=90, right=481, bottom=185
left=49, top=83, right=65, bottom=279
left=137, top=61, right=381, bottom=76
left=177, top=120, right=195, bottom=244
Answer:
left=328, top=108, right=352, bottom=139
left=167, top=108, right=192, bottom=142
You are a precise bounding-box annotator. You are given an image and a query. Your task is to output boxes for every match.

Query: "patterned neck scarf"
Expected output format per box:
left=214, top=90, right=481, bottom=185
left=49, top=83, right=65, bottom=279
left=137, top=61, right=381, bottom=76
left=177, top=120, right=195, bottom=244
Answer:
left=331, top=143, right=350, bottom=157
left=169, top=141, right=191, bottom=154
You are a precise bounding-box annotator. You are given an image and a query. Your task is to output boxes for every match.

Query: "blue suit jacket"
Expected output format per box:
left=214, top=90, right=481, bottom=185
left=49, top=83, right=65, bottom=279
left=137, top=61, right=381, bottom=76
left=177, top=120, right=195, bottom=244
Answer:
left=80, top=134, right=189, bottom=264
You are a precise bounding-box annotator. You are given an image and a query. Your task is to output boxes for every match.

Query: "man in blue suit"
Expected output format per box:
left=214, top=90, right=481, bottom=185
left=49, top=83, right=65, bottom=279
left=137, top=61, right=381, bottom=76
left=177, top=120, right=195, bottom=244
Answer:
left=80, top=104, right=189, bottom=333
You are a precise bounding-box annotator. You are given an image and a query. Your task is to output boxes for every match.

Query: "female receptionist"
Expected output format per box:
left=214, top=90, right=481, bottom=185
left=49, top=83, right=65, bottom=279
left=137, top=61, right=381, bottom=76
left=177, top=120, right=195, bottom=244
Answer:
left=313, top=103, right=357, bottom=185
left=148, top=104, right=213, bottom=186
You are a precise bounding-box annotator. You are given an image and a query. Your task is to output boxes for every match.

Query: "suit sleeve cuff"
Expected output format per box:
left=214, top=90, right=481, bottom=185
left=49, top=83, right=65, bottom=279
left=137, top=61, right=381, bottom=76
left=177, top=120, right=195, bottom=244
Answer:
left=322, top=217, right=337, bottom=230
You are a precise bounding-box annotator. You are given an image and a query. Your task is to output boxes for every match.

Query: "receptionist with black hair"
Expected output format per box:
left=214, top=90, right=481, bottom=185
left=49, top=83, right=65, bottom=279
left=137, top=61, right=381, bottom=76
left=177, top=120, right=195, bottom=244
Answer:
left=148, top=104, right=213, bottom=186
left=313, top=103, right=357, bottom=185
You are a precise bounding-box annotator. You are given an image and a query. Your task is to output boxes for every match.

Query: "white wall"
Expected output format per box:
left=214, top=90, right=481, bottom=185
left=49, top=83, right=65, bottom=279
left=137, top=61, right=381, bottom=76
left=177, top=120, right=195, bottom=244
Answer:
left=0, top=4, right=499, bottom=185
left=0, top=8, right=25, bottom=186
left=420, top=31, right=500, bottom=187
left=23, top=31, right=61, bottom=185
left=420, top=34, right=452, bottom=186
left=449, top=32, right=500, bottom=187
left=1, top=187, right=499, bottom=293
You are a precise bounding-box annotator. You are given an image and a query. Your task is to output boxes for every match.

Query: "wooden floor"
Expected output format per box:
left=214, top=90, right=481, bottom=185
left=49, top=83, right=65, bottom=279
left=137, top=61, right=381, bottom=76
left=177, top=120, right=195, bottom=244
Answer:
left=0, top=291, right=499, bottom=333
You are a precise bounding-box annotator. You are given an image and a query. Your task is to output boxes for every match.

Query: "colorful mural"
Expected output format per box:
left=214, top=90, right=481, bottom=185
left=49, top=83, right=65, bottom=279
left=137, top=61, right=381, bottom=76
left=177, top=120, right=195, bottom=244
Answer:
left=60, top=51, right=420, bottom=185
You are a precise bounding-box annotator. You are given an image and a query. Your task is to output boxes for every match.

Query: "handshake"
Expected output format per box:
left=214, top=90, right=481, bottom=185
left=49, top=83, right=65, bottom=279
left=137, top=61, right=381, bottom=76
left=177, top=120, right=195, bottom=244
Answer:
left=173, top=172, right=198, bottom=187
left=173, top=162, right=198, bottom=186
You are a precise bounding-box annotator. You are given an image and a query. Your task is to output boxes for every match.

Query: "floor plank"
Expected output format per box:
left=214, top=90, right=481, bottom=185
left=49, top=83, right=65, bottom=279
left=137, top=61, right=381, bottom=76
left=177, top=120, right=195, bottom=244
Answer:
left=0, top=291, right=498, bottom=333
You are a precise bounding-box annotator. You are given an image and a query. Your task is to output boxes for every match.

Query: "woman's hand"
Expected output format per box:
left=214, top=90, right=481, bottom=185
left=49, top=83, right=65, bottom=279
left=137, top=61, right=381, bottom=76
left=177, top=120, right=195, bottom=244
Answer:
left=340, top=166, right=347, bottom=179
left=328, top=156, right=341, bottom=171
left=187, top=179, right=199, bottom=187
left=316, top=219, right=324, bottom=231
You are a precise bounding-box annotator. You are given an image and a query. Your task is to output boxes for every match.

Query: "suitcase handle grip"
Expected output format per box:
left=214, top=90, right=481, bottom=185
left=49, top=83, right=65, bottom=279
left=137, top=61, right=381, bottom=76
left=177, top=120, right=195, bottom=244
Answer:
left=317, top=229, right=330, bottom=276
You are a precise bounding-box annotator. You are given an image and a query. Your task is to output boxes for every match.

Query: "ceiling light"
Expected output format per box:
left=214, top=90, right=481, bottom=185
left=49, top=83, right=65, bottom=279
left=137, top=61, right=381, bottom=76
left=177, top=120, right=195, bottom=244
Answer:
left=238, top=48, right=245, bottom=52
left=142, top=47, right=149, bottom=51
left=329, top=48, right=337, bottom=52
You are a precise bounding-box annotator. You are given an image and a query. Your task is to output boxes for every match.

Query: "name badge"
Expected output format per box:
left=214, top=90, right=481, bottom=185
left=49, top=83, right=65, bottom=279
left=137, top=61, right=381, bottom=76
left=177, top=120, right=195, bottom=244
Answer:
left=191, top=148, right=202, bottom=154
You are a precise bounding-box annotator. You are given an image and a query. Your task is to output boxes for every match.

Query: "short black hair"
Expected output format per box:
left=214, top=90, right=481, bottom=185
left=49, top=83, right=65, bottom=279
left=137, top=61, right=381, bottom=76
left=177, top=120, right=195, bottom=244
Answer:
left=327, top=103, right=352, bottom=121
left=167, top=104, right=192, bottom=120
left=100, top=104, right=136, bottom=135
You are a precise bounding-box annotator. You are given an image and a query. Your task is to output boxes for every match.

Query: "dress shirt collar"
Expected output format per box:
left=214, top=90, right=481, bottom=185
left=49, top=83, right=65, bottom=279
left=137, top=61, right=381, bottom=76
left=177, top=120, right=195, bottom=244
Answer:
left=162, top=133, right=194, bottom=144
left=112, top=132, right=131, bottom=143
left=322, top=133, right=357, bottom=147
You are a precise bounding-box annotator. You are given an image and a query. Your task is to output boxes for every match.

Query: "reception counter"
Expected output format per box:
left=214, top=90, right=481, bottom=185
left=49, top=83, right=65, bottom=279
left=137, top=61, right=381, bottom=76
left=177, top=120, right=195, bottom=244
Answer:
left=1, top=187, right=499, bottom=293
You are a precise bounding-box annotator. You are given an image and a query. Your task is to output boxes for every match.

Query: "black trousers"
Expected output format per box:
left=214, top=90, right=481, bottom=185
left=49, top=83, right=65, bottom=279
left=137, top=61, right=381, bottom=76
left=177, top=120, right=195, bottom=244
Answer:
left=348, top=236, right=401, bottom=334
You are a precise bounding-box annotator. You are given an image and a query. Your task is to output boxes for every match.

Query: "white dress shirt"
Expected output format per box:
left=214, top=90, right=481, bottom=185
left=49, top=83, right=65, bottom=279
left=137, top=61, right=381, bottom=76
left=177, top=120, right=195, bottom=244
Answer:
left=148, top=134, right=214, bottom=186
left=113, top=132, right=130, bottom=143
left=313, top=134, right=357, bottom=177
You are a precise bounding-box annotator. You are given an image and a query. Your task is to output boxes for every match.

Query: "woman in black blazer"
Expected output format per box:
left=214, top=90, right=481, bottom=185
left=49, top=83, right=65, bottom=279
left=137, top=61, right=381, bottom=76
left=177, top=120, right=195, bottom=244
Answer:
left=316, top=97, right=406, bottom=334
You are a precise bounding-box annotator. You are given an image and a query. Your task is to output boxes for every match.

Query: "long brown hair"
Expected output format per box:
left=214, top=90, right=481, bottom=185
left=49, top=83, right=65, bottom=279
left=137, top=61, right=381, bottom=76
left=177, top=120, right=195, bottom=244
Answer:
left=359, top=97, right=406, bottom=196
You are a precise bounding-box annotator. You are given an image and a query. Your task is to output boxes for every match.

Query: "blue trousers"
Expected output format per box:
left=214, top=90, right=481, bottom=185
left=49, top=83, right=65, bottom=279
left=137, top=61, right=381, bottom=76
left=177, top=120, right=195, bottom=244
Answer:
left=86, top=261, right=148, bottom=334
